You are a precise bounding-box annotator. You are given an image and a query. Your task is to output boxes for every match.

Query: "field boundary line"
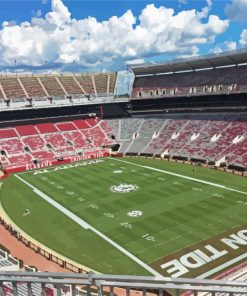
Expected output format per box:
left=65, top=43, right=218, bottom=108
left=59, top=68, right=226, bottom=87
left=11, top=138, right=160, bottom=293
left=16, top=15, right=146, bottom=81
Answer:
left=14, top=174, right=163, bottom=278
left=109, top=158, right=247, bottom=195
left=0, top=198, right=93, bottom=273
left=197, top=253, right=247, bottom=279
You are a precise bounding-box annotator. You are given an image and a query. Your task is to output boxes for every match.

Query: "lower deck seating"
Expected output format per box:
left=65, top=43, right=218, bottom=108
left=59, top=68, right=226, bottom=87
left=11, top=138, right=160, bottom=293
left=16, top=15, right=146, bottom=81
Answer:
left=22, top=135, right=46, bottom=151
left=1, top=115, right=247, bottom=171
left=62, top=130, right=93, bottom=150
left=0, top=118, right=113, bottom=171
left=107, top=115, right=247, bottom=167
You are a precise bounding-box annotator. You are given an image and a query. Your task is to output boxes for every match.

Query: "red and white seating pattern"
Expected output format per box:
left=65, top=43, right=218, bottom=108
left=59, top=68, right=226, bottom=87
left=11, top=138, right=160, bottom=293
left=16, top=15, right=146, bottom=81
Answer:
left=106, top=116, right=247, bottom=167
left=0, top=118, right=114, bottom=170
left=1, top=116, right=247, bottom=170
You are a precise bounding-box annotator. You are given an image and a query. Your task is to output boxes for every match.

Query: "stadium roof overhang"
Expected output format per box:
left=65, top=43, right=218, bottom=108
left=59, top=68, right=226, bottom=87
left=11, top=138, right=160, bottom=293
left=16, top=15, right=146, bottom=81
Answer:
left=130, top=49, right=247, bottom=76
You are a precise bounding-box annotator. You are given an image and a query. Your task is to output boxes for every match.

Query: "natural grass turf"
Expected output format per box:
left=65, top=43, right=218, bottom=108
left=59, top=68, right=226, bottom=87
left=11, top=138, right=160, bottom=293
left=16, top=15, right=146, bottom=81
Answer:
left=1, top=157, right=247, bottom=275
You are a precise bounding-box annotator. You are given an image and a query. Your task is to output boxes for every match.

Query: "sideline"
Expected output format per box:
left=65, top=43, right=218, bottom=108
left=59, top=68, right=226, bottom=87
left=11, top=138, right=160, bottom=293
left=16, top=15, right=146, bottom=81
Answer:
left=109, top=158, right=247, bottom=195
left=197, top=253, right=247, bottom=279
left=14, top=174, right=163, bottom=278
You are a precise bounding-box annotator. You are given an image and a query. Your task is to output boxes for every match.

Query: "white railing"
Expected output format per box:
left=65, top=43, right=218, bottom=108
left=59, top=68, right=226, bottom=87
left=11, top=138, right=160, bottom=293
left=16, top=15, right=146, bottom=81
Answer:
left=1, top=272, right=247, bottom=295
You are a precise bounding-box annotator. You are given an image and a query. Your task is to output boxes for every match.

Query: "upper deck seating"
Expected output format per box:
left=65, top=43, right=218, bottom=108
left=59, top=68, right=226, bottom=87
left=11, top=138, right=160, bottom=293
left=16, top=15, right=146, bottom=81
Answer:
left=108, top=73, right=117, bottom=94
left=20, top=77, right=47, bottom=98
left=74, top=75, right=95, bottom=94
left=94, top=74, right=108, bottom=94
left=0, top=78, right=26, bottom=99
left=58, top=76, right=84, bottom=95
left=132, top=65, right=247, bottom=99
left=39, top=77, right=66, bottom=97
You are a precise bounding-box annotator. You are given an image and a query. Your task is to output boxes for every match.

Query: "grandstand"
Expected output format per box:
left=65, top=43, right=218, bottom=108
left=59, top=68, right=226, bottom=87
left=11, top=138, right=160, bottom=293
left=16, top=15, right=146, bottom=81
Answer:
left=0, top=119, right=113, bottom=173
left=106, top=115, right=247, bottom=168
left=1, top=49, right=247, bottom=295
left=0, top=72, right=118, bottom=109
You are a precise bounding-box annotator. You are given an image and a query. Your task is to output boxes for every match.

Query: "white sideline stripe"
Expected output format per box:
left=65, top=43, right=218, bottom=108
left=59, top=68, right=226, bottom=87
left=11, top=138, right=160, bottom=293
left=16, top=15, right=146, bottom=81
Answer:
left=109, top=158, right=247, bottom=195
left=197, top=253, right=247, bottom=279
left=14, top=174, right=163, bottom=278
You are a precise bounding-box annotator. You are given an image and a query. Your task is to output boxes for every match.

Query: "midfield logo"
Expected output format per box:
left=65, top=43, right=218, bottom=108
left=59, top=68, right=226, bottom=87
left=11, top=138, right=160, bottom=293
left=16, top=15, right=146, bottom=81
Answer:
left=110, top=184, right=139, bottom=193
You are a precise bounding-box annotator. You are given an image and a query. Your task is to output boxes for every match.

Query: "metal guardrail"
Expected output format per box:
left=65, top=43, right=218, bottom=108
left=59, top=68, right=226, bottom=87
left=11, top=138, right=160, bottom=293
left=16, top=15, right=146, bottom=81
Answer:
left=1, top=272, right=247, bottom=295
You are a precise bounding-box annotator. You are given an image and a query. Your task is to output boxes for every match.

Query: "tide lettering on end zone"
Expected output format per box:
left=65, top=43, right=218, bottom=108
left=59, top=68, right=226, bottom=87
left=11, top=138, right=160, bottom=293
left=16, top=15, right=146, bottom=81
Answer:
left=161, top=229, right=247, bottom=277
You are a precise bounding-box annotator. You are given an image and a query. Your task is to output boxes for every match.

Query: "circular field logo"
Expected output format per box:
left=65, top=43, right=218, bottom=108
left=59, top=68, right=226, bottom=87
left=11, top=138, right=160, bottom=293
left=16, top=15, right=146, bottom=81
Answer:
left=110, top=184, right=139, bottom=193
left=127, top=210, right=143, bottom=217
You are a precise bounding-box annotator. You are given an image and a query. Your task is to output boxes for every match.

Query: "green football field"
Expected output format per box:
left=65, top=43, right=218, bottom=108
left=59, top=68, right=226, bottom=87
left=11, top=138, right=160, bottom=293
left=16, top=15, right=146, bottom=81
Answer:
left=1, top=157, right=247, bottom=278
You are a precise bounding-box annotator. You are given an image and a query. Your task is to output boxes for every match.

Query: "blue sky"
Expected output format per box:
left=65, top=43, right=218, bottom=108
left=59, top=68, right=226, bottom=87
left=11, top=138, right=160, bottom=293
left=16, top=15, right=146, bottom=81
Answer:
left=0, top=0, right=246, bottom=72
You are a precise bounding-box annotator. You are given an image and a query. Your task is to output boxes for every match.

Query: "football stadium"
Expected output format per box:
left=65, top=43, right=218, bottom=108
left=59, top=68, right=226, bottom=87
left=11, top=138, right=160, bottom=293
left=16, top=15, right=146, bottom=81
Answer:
left=0, top=0, right=247, bottom=295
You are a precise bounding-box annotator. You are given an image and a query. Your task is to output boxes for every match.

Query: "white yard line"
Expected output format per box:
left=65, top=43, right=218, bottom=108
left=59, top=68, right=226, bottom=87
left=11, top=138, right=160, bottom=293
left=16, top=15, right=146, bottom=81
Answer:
left=14, top=174, right=163, bottom=278
left=109, top=158, right=247, bottom=195
left=197, top=253, right=247, bottom=279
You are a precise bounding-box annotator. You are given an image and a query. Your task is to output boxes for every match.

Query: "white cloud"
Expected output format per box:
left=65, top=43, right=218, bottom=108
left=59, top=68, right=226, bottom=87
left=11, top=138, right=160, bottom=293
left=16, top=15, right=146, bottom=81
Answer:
left=224, top=40, right=237, bottom=50
left=225, top=0, right=247, bottom=22
left=0, top=0, right=229, bottom=71
left=211, top=40, right=237, bottom=53
left=206, top=0, right=213, bottom=8
left=240, top=29, right=247, bottom=45
left=34, top=10, right=42, bottom=18
left=126, top=58, right=144, bottom=65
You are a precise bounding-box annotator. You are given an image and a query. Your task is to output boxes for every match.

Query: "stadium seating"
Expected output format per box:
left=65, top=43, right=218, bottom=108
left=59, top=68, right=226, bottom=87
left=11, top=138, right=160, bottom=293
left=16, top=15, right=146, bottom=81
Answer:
left=58, top=76, right=85, bottom=95
left=39, top=77, right=66, bottom=97
left=1, top=116, right=247, bottom=171
left=0, top=73, right=117, bottom=105
left=132, top=65, right=247, bottom=98
left=0, top=128, right=18, bottom=138
left=35, top=123, right=58, bottom=134
left=73, top=119, right=90, bottom=129
left=19, top=77, right=47, bottom=98
left=127, top=119, right=164, bottom=153
left=62, top=130, right=93, bottom=150
left=0, top=249, right=19, bottom=271
left=0, top=78, right=26, bottom=99
left=0, top=118, right=113, bottom=171
left=0, top=138, right=25, bottom=155
left=15, top=125, right=39, bottom=136
left=23, top=135, right=46, bottom=151
left=142, top=119, right=188, bottom=154
left=106, top=115, right=247, bottom=167
left=105, top=119, right=120, bottom=139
